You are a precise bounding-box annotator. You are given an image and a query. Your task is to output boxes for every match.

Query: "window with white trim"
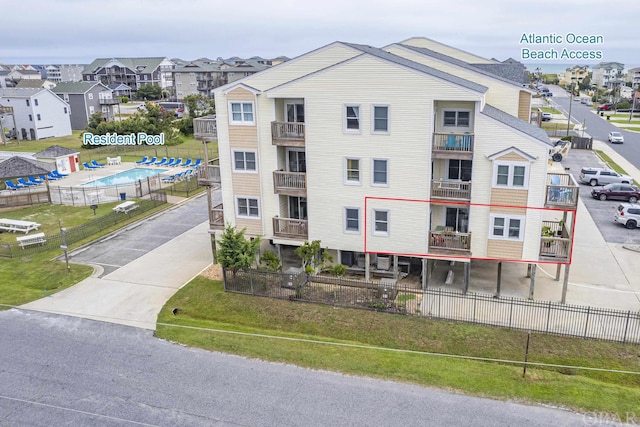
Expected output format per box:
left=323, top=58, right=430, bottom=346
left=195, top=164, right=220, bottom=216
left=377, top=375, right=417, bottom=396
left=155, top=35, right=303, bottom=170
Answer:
left=344, top=207, right=360, bottom=232
left=490, top=214, right=525, bottom=241
left=36, top=114, right=41, bottom=121
left=443, top=110, right=470, bottom=127
left=233, top=151, right=257, bottom=172
left=373, top=210, right=389, bottom=236
left=34, top=99, right=38, bottom=106
left=237, top=197, right=259, bottom=218
left=229, top=102, right=254, bottom=125
left=88, top=93, right=93, bottom=100
left=372, top=159, right=388, bottom=186
left=493, top=162, right=529, bottom=189
left=344, top=104, right=360, bottom=132
left=345, top=158, right=360, bottom=185
left=372, top=105, right=389, bottom=133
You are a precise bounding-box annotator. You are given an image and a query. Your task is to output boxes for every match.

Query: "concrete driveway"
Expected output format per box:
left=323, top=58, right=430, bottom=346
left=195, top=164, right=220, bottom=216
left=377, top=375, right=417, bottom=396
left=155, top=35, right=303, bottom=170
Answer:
left=20, top=195, right=214, bottom=329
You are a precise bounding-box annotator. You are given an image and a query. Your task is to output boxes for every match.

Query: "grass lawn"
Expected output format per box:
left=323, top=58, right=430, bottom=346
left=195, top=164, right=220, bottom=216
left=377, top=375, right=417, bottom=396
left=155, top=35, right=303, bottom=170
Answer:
left=156, top=277, right=640, bottom=420
left=539, top=107, right=561, bottom=114
left=594, top=150, right=640, bottom=187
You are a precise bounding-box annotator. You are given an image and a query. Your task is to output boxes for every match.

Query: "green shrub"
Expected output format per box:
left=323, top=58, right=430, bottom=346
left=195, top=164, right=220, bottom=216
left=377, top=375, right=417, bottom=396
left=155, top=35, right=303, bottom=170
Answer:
left=259, top=250, right=282, bottom=272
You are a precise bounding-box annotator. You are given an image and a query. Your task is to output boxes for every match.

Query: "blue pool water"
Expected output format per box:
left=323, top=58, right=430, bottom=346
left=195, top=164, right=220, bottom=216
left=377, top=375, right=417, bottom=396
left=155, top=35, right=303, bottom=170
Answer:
left=81, top=168, right=168, bottom=187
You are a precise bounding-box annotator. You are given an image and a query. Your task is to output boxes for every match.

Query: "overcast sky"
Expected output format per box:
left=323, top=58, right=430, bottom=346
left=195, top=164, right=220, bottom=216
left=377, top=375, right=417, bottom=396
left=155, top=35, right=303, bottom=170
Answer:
left=2, top=0, right=639, bottom=71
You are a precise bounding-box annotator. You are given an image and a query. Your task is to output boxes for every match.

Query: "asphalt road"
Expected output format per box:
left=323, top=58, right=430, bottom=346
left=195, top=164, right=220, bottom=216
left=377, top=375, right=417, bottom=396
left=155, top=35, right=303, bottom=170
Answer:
left=0, top=310, right=596, bottom=426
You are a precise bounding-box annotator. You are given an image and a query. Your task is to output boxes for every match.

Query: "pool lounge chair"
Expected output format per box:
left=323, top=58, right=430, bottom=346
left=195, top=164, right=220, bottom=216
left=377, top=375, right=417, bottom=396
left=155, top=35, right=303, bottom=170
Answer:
left=163, top=157, right=175, bottom=167
left=42, top=174, right=58, bottom=181
left=28, top=176, right=43, bottom=185
left=6, top=180, right=25, bottom=190
left=155, top=157, right=168, bottom=166
left=181, top=158, right=193, bottom=168
left=142, top=156, right=157, bottom=165
left=168, top=157, right=182, bottom=167
left=83, top=162, right=97, bottom=170
left=191, top=158, right=202, bottom=167
left=17, top=178, right=36, bottom=187
left=135, top=156, right=149, bottom=165
left=91, top=160, right=106, bottom=168
left=51, top=170, right=68, bottom=178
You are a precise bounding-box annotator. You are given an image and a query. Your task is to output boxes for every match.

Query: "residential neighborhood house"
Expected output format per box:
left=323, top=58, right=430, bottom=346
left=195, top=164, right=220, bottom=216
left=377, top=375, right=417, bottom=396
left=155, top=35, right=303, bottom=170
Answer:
left=592, top=62, right=625, bottom=88
left=202, top=37, right=577, bottom=297
left=0, top=88, right=72, bottom=140
left=82, top=57, right=175, bottom=92
left=560, top=65, right=589, bottom=87
left=52, top=82, right=119, bottom=129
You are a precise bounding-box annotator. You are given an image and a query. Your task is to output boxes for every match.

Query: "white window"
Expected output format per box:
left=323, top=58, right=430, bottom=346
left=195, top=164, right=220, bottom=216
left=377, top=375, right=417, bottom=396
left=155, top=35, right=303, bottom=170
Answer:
left=190, top=82, right=196, bottom=86
left=176, top=73, right=182, bottom=77
left=373, top=210, right=389, bottom=236
left=344, top=207, right=360, bottom=233
left=34, top=99, right=38, bottom=106
left=493, top=162, right=529, bottom=189
left=233, top=151, right=257, bottom=172
left=89, top=106, right=95, bottom=114
left=345, top=158, right=360, bottom=185
left=372, top=105, right=389, bottom=133
left=344, top=104, right=360, bottom=133
left=37, top=114, right=41, bottom=121
left=372, top=159, right=388, bottom=186
left=443, top=110, right=471, bottom=128
left=229, top=102, right=254, bottom=125
left=490, top=214, right=525, bottom=241
left=236, top=197, right=259, bottom=218
left=88, top=93, right=93, bottom=100
left=176, top=82, right=183, bottom=86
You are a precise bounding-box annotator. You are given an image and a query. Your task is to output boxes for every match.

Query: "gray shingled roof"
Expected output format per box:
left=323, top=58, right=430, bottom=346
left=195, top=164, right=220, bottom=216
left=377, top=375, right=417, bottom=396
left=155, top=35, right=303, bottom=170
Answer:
left=471, top=62, right=530, bottom=86
left=83, top=57, right=168, bottom=75
left=0, top=88, right=45, bottom=98
left=52, top=81, right=100, bottom=94
left=399, top=45, right=529, bottom=87
left=0, top=156, right=54, bottom=180
left=482, top=104, right=551, bottom=146
left=33, top=145, right=79, bottom=158
left=342, top=43, right=487, bottom=94
left=173, top=61, right=222, bottom=73
left=15, top=79, right=47, bottom=89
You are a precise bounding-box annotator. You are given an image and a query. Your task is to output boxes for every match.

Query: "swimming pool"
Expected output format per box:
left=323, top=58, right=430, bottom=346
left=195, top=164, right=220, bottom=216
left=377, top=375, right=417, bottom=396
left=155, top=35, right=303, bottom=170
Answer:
left=81, top=168, right=168, bottom=187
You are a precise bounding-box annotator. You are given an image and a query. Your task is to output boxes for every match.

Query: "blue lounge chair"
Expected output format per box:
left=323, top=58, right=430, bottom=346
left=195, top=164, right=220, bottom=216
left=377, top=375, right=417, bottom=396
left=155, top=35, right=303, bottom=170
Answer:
left=6, top=180, right=24, bottom=190
left=91, top=160, right=106, bottom=168
left=161, top=174, right=177, bottom=183
left=163, top=157, right=175, bottom=167
left=52, top=170, right=67, bottom=178
left=143, top=156, right=158, bottom=165
left=83, top=162, right=97, bottom=170
left=28, top=176, right=43, bottom=185
left=135, top=156, right=149, bottom=165
left=17, top=178, right=36, bottom=187
left=181, top=158, right=193, bottom=168
left=42, top=174, right=58, bottom=181
left=191, top=158, right=202, bottom=167
left=155, top=157, right=168, bottom=166
left=168, top=157, right=182, bottom=167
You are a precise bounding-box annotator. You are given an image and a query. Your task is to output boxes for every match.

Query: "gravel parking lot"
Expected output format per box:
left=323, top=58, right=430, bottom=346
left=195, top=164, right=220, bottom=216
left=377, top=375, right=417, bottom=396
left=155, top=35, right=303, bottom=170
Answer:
left=562, top=149, right=640, bottom=244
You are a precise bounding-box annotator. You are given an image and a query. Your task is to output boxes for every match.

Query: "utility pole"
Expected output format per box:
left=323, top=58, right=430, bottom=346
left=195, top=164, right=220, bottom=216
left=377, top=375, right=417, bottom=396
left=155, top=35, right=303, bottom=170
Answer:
left=630, top=83, right=637, bottom=123
left=566, top=85, right=574, bottom=137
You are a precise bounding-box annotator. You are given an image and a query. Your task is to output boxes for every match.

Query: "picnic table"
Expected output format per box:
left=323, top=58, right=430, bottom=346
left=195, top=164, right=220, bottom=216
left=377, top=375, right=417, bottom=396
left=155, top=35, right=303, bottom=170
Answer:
left=0, top=218, right=41, bottom=234
left=113, top=201, right=138, bottom=213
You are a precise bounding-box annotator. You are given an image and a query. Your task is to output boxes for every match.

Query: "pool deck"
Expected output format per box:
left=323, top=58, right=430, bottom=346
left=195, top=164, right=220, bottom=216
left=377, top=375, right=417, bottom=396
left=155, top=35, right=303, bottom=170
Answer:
left=49, top=162, right=174, bottom=188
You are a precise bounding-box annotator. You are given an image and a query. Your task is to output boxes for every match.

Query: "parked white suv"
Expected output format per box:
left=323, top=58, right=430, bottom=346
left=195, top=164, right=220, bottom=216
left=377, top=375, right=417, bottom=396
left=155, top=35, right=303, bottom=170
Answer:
left=579, top=167, right=632, bottom=187
left=614, top=203, right=640, bottom=229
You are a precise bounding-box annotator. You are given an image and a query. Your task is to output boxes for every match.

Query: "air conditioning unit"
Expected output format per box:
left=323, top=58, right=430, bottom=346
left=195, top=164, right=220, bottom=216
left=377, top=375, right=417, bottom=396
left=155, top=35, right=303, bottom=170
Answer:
left=377, top=256, right=390, bottom=271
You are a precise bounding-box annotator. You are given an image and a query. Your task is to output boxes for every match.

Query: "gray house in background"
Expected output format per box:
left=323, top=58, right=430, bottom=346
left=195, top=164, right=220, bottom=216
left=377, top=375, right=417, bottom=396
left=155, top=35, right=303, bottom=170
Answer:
left=52, top=82, right=120, bottom=129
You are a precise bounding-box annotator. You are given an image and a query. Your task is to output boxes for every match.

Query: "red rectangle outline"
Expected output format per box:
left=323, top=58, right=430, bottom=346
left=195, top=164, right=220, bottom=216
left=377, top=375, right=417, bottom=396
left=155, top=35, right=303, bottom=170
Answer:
left=364, top=196, right=577, bottom=265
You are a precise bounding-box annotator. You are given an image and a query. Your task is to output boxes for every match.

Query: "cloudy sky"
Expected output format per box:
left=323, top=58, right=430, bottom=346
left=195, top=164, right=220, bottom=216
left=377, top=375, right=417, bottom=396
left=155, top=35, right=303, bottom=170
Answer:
left=2, top=0, right=639, bottom=71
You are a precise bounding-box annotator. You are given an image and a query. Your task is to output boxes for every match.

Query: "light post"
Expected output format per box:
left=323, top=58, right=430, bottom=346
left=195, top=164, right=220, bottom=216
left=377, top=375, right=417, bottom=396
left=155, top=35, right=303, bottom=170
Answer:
left=630, top=83, right=637, bottom=123
left=566, top=85, right=574, bottom=137
left=60, top=224, right=70, bottom=273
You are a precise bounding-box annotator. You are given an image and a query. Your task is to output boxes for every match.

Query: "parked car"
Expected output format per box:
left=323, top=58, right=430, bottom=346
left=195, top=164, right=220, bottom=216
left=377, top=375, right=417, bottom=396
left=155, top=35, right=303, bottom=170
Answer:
left=541, top=92, right=553, bottom=97
left=591, top=183, right=640, bottom=202
left=541, top=112, right=552, bottom=121
left=585, top=101, right=594, bottom=106
left=608, top=131, right=624, bottom=144
left=614, top=203, right=640, bottom=229
left=579, top=167, right=632, bottom=186
left=137, top=104, right=147, bottom=111
left=597, top=103, right=613, bottom=111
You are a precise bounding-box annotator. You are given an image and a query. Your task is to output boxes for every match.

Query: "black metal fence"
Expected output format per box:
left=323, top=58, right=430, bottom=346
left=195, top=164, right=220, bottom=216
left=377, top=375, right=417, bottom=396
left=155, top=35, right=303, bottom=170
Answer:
left=224, top=269, right=640, bottom=344
left=0, top=191, right=167, bottom=258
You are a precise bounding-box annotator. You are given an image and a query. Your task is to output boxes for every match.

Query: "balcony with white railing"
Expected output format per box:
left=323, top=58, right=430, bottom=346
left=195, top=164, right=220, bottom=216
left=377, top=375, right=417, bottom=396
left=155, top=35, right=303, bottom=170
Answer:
left=273, top=216, right=308, bottom=240
left=432, top=133, right=474, bottom=160
left=428, top=230, right=472, bottom=255
left=271, top=121, right=305, bottom=147
left=545, top=173, right=579, bottom=208
left=539, top=220, right=571, bottom=261
left=193, top=115, right=217, bottom=141
left=431, top=180, right=471, bottom=201
left=273, top=171, right=306, bottom=196
left=197, top=158, right=221, bottom=185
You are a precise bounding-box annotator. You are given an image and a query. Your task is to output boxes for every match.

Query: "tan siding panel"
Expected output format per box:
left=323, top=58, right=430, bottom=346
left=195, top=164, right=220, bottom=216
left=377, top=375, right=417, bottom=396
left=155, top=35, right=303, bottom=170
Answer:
left=487, top=240, right=523, bottom=259
left=228, top=126, right=258, bottom=147
left=227, top=87, right=256, bottom=101
left=235, top=218, right=262, bottom=237
left=490, top=188, right=528, bottom=213
left=518, top=91, right=531, bottom=121
left=232, top=174, right=261, bottom=196
left=496, top=152, right=529, bottom=162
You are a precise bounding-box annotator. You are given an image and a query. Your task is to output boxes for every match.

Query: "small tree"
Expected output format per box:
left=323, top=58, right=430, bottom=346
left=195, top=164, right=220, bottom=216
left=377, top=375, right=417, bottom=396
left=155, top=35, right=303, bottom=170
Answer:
left=295, top=240, right=333, bottom=274
left=259, top=250, right=282, bottom=272
left=216, top=224, right=261, bottom=276
left=136, top=84, right=162, bottom=100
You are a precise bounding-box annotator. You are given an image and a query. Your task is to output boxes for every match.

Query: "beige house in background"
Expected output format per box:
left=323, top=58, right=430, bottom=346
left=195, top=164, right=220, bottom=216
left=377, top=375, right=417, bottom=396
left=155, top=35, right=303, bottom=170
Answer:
left=560, top=65, right=589, bottom=87
left=206, top=37, right=577, bottom=294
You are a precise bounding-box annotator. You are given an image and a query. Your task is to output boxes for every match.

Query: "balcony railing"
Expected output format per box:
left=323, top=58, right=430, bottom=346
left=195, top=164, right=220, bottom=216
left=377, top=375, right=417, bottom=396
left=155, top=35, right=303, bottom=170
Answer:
left=545, top=173, right=579, bottom=208
left=431, top=180, right=471, bottom=200
left=210, top=203, right=224, bottom=229
left=273, top=216, right=308, bottom=239
left=539, top=220, right=571, bottom=260
left=271, top=121, right=305, bottom=146
left=432, top=133, right=474, bottom=154
left=193, top=115, right=217, bottom=141
left=99, top=97, right=120, bottom=105
left=428, top=230, right=472, bottom=253
left=273, top=171, right=306, bottom=196
left=197, top=160, right=221, bottom=185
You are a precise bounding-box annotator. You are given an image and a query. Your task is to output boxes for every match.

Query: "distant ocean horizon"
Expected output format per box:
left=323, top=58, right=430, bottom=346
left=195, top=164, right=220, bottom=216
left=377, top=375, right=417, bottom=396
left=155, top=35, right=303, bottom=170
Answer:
left=523, top=63, right=640, bottom=74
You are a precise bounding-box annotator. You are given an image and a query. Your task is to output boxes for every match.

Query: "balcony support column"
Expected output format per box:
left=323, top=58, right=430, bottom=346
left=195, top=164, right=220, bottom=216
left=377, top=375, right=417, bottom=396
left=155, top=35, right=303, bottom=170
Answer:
left=528, top=264, right=537, bottom=300
left=463, top=262, right=470, bottom=294
left=393, top=255, right=399, bottom=280
left=421, top=258, right=428, bottom=290
left=561, top=264, right=571, bottom=304
left=365, top=253, right=371, bottom=282
left=495, top=262, right=502, bottom=298
left=555, top=263, right=562, bottom=281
